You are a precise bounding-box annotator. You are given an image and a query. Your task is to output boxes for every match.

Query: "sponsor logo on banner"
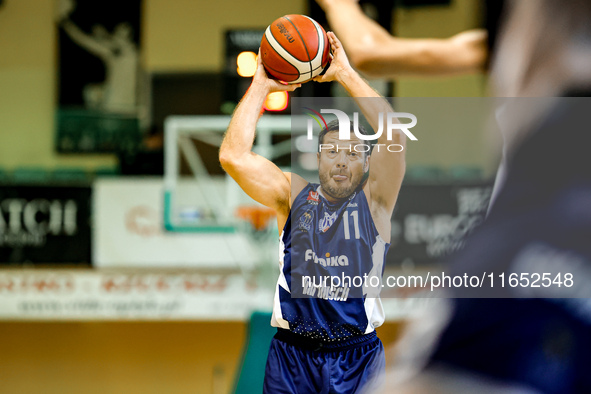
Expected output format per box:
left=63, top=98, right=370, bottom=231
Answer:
left=124, top=205, right=160, bottom=237
left=94, top=178, right=260, bottom=268
left=0, top=186, right=91, bottom=264
left=388, top=183, right=493, bottom=265
left=0, top=270, right=416, bottom=321
left=0, top=270, right=273, bottom=320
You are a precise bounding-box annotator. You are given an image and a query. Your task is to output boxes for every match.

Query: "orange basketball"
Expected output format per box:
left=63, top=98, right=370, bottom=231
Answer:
left=260, top=15, right=330, bottom=84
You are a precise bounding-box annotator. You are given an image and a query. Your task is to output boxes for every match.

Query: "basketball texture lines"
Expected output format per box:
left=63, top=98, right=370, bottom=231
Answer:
left=261, top=15, right=330, bottom=84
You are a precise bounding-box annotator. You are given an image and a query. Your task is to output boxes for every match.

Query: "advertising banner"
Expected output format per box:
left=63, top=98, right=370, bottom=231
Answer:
left=0, top=269, right=424, bottom=321
left=0, top=185, right=91, bottom=265
left=388, top=182, right=493, bottom=266
left=93, top=178, right=260, bottom=269
left=0, top=269, right=269, bottom=320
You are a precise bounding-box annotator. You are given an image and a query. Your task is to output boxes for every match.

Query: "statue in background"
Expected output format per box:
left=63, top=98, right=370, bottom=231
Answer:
left=56, top=0, right=140, bottom=115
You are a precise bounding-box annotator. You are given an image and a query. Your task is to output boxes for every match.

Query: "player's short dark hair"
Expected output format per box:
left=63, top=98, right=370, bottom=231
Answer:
left=318, top=120, right=374, bottom=156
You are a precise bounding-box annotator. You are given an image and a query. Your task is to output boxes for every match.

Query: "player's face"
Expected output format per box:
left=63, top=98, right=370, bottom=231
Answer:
left=317, top=131, right=369, bottom=200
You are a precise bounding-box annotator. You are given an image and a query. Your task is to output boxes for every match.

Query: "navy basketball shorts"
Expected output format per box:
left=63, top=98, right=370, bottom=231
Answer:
left=263, top=329, right=385, bottom=394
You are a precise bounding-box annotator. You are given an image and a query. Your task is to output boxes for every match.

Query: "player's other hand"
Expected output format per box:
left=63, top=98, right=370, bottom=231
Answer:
left=253, top=49, right=302, bottom=93
left=315, top=0, right=360, bottom=12
left=313, top=32, right=354, bottom=84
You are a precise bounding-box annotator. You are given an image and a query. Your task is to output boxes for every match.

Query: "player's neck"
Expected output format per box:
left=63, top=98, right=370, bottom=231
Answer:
left=318, top=186, right=347, bottom=204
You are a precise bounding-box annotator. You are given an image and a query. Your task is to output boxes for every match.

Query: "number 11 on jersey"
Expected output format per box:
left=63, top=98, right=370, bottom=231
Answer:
left=343, top=211, right=360, bottom=240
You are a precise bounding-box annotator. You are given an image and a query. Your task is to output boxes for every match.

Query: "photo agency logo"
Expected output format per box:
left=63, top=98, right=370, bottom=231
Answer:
left=304, top=107, right=418, bottom=153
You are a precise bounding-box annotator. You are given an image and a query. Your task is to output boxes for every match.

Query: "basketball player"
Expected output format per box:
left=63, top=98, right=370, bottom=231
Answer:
left=219, top=32, right=406, bottom=393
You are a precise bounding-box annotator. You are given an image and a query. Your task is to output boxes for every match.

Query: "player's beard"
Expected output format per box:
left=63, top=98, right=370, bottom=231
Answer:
left=319, top=170, right=361, bottom=200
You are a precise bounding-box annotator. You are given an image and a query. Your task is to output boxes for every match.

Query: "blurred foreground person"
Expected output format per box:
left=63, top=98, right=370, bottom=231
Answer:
left=315, top=0, right=514, bottom=208
left=315, top=0, right=506, bottom=78
left=376, top=1, right=591, bottom=393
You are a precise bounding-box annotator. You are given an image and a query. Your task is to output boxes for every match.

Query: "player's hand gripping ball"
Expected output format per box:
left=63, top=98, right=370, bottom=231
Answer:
left=260, top=15, right=331, bottom=84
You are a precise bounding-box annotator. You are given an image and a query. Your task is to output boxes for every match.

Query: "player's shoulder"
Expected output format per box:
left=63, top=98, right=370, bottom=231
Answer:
left=283, top=172, right=309, bottom=205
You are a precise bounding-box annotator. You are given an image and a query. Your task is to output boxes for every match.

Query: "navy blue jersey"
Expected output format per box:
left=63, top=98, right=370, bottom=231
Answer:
left=271, top=183, right=390, bottom=342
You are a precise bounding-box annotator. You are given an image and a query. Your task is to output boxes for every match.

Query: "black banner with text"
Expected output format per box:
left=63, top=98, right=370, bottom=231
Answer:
left=0, top=185, right=91, bottom=265
left=388, top=182, right=493, bottom=266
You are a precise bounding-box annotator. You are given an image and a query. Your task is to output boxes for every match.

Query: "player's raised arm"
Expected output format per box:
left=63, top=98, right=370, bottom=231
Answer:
left=314, top=32, right=405, bottom=224
left=316, top=0, right=487, bottom=78
left=219, top=53, right=301, bottom=219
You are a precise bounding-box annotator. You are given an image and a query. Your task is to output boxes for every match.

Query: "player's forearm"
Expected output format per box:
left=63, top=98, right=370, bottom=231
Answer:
left=357, top=38, right=453, bottom=77
left=358, top=34, right=487, bottom=78
left=336, top=67, right=378, bottom=98
left=219, top=82, right=268, bottom=165
left=322, top=1, right=392, bottom=64
left=337, top=68, right=393, bottom=135
left=321, top=1, right=426, bottom=77
left=323, top=1, right=486, bottom=78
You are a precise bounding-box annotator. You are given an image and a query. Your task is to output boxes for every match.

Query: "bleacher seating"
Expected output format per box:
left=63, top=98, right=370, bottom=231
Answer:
left=405, top=165, right=445, bottom=182
left=93, top=166, right=120, bottom=177
left=52, top=167, right=89, bottom=183
left=11, top=167, right=51, bottom=183
left=449, top=165, right=483, bottom=180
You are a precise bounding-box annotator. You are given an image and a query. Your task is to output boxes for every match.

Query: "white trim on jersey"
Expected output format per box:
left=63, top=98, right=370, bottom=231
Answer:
left=363, top=234, right=387, bottom=334
left=271, top=231, right=290, bottom=329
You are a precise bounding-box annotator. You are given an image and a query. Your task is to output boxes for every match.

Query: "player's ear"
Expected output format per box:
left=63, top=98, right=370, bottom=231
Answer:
left=363, top=154, right=370, bottom=173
